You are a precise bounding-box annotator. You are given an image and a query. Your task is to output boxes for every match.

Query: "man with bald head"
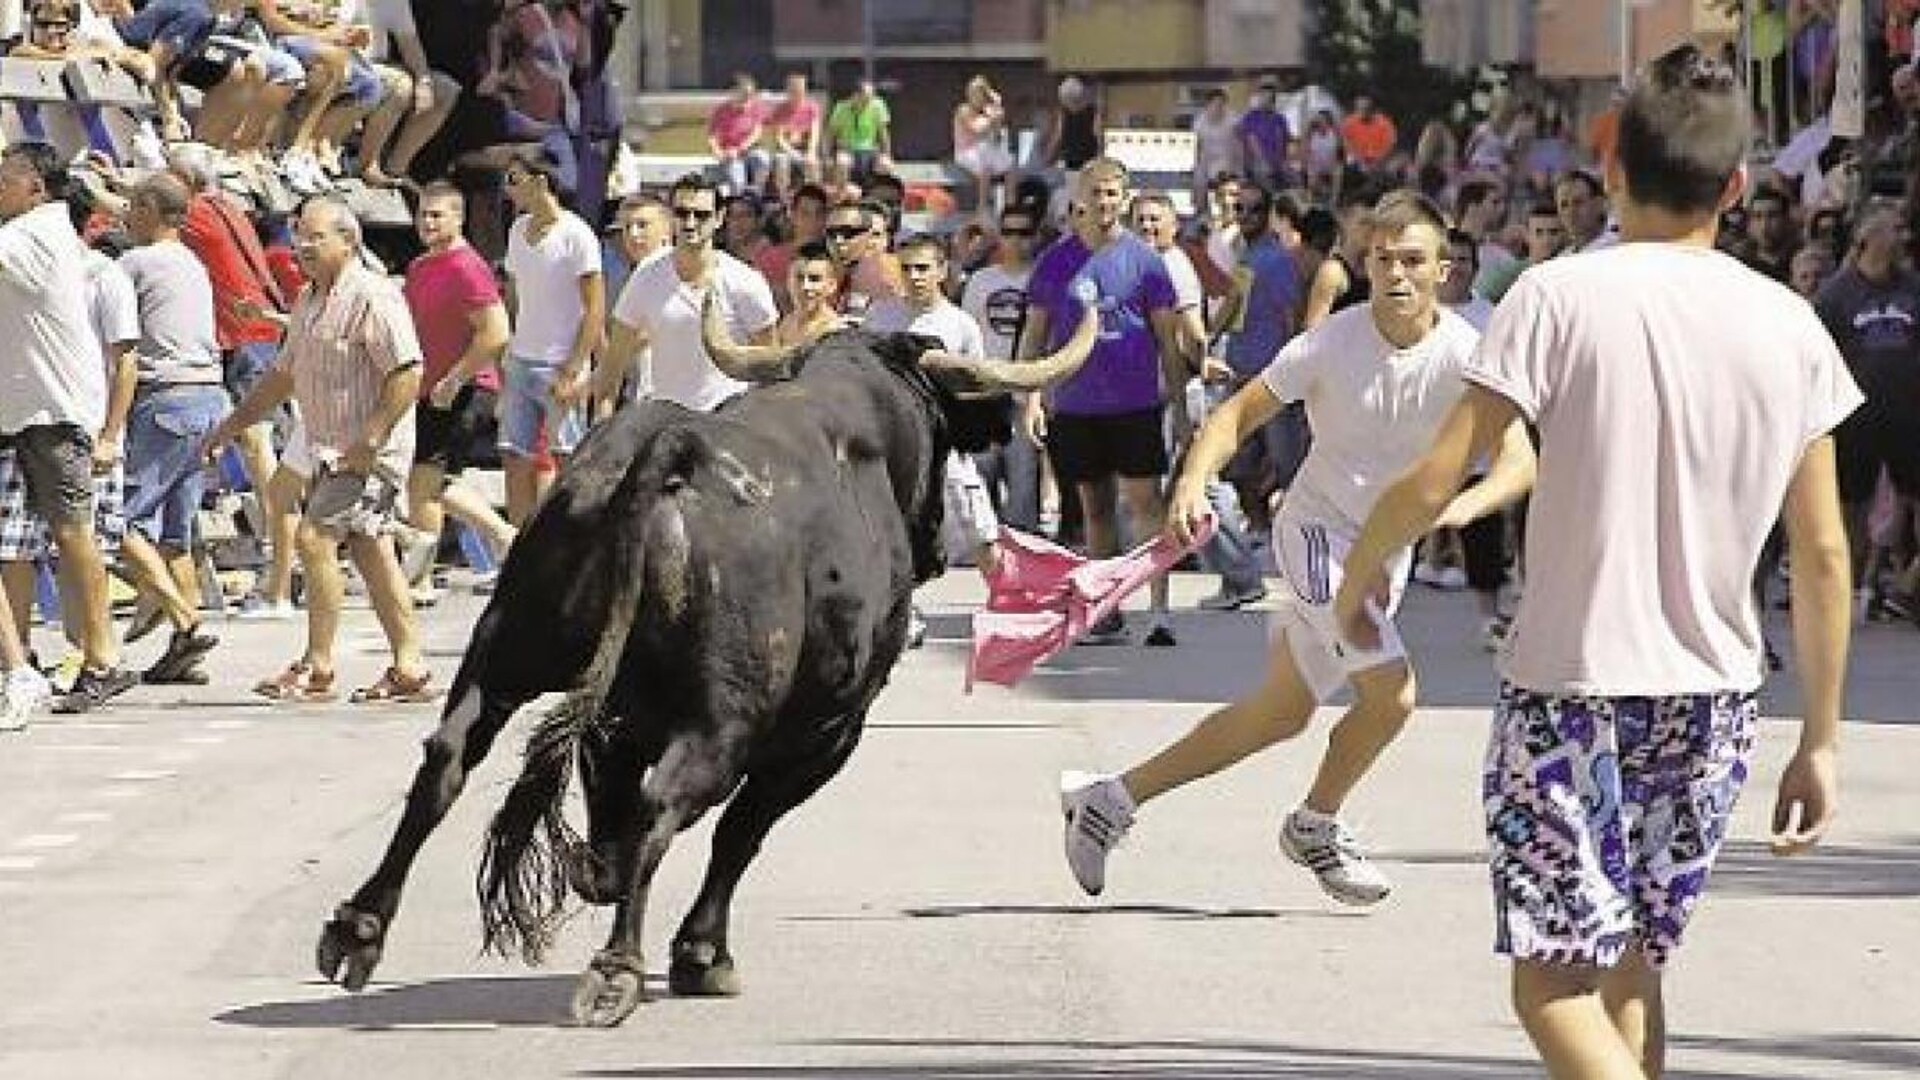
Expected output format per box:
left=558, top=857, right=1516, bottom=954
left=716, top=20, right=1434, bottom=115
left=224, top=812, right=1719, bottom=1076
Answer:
left=205, top=197, right=432, bottom=706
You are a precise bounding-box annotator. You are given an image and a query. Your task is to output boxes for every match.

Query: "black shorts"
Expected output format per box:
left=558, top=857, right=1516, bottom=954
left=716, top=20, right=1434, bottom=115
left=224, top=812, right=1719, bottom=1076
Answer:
left=1047, top=406, right=1169, bottom=484
left=0, top=423, right=95, bottom=527
left=413, top=385, right=498, bottom=475
left=1834, top=401, right=1920, bottom=505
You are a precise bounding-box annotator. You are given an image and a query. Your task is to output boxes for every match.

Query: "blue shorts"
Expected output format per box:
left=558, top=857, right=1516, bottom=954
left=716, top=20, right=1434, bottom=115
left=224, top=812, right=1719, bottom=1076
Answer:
left=278, top=36, right=384, bottom=105
left=498, top=357, right=586, bottom=459
left=115, top=0, right=214, bottom=57
left=1484, top=684, right=1757, bottom=970
left=123, top=386, right=230, bottom=550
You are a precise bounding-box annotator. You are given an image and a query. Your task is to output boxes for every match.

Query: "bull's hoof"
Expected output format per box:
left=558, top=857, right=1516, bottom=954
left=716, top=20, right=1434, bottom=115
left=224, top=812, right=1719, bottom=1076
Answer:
left=564, top=841, right=621, bottom=906
left=316, top=903, right=387, bottom=992
left=571, top=950, right=647, bottom=1027
left=668, top=939, right=740, bottom=997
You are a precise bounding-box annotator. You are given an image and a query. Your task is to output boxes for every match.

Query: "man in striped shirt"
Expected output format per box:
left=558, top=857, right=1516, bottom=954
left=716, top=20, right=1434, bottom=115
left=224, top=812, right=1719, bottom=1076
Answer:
left=205, top=197, right=432, bottom=705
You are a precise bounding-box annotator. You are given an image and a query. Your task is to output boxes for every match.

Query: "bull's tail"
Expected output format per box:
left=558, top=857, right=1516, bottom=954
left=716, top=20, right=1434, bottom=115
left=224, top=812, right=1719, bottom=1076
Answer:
left=476, top=425, right=700, bottom=964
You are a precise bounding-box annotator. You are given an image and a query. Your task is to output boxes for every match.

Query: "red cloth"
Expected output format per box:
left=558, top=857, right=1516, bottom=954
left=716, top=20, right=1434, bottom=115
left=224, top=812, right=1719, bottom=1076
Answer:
left=967, top=521, right=1211, bottom=690
left=404, top=242, right=505, bottom=393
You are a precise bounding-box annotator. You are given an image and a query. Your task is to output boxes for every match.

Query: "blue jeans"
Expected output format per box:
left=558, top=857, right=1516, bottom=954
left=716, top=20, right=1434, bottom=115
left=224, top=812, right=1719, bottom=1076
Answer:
left=116, top=0, right=214, bottom=57
left=1199, top=479, right=1264, bottom=592
left=124, top=385, right=230, bottom=549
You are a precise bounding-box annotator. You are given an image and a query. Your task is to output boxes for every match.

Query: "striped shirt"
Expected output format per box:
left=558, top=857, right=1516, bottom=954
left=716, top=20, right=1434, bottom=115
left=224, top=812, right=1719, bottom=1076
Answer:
left=275, top=262, right=422, bottom=474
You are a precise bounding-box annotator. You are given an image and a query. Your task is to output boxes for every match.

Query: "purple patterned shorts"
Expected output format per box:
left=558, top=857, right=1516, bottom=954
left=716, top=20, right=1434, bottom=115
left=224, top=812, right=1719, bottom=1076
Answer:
left=1484, top=682, right=1757, bottom=969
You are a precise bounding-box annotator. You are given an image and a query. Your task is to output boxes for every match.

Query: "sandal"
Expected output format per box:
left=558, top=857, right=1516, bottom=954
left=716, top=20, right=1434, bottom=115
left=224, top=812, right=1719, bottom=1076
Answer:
left=350, top=667, right=436, bottom=705
left=254, top=661, right=336, bottom=703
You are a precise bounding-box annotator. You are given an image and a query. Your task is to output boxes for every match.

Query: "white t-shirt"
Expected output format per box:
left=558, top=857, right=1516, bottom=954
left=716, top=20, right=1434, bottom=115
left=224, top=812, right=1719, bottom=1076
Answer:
left=863, top=298, right=985, bottom=357
left=1259, top=304, right=1477, bottom=535
left=0, top=202, right=105, bottom=434
left=1158, top=243, right=1204, bottom=313
left=79, top=249, right=137, bottom=432
left=959, top=263, right=1031, bottom=360
left=505, top=211, right=602, bottom=366
left=612, top=249, right=777, bottom=412
left=1468, top=243, right=1863, bottom=696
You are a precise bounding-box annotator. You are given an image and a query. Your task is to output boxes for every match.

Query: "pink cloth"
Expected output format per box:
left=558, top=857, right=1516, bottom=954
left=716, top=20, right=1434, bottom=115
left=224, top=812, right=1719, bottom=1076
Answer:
left=967, top=521, right=1213, bottom=690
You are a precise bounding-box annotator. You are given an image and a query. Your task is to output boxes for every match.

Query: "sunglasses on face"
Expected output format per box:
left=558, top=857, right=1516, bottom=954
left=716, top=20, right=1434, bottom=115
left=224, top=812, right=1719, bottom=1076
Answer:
left=672, top=206, right=716, bottom=221
left=826, top=225, right=865, bottom=240
left=1000, top=225, right=1034, bottom=237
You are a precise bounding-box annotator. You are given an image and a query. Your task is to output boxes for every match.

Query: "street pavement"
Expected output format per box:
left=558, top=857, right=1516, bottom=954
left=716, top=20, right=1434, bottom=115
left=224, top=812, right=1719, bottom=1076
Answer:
left=0, top=572, right=1914, bottom=1079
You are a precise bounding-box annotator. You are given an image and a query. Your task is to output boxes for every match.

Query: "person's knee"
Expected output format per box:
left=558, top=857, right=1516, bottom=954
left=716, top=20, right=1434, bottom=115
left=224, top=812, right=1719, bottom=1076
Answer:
left=1352, top=661, right=1417, bottom=719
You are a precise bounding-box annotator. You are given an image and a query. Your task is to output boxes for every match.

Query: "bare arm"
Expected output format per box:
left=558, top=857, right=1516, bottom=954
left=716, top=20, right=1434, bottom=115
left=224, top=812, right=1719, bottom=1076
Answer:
left=1772, top=434, right=1851, bottom=854
left=1333, top=385, right=1517, bottom=648
left=1164, top=375, right=1286, bottom=545
left=1433, top=416, right=1537, bottom=528
left=1301, top=257, right=1348, bottom=331
left=1149, top=306, right=1196, bottom=398
left=94, top=342, right=138, bottom=468
left=440, top=301, right=510, bottom=389
left=593, top=315, right=649, bottom=397
left=206, top=365, right=297, bottom=450
left=700, top=292, right=802, bottom=382
left=350, top=364, right=424, bottom=469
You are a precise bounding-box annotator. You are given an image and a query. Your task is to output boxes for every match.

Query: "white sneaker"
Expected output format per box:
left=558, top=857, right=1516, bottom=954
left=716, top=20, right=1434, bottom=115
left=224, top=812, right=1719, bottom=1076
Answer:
left=1059, top=771, right=1135, bottom=896
left=2, top=668, right=53, bottom=732
left=1278, top=808, right=1392, bottom=907
left=232, top=596, right=298, bottom=622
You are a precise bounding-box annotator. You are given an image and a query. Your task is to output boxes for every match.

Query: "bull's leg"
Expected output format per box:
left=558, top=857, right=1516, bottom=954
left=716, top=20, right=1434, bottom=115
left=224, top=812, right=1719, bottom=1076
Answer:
left=573, top=730, right=746, bottom=1027
left=317, top=674, right=532, bottom=991
left=567, top=727, right=643, bottom=905
left=669, top=718, right=864, bottom=997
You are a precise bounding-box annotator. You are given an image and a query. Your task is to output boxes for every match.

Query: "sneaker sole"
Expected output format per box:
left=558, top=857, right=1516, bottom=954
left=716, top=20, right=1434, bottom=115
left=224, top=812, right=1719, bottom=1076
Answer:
left=1277, top=827, right=1391, bottom=907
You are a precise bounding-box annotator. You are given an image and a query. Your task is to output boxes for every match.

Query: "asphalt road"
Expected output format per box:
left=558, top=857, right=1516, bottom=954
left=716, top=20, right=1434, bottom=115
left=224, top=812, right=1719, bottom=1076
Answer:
left=0, top=574, right=1914, bottom=1079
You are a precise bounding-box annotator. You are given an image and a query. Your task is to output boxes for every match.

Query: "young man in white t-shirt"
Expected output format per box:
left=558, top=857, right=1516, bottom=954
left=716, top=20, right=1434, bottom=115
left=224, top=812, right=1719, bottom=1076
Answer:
left=597, top=173, right=778, bottom=412
left=961, top=206, right=1040, bottom=531
left=1336, top=47, right=1858, bottom=1076
left=1059, top=192, right=1537, bottom=904
left=865, top=234, right=998, bottom=576
left=500, top=147, right=604, bottom=525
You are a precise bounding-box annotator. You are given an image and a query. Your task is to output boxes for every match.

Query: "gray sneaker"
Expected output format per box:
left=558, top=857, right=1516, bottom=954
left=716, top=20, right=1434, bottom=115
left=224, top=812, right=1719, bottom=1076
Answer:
left=1278, top=809, right=1393, bottom=907
left=1059, top=771, right=1135, bottom=896
left=1197, top=582, right=1268, bottom=611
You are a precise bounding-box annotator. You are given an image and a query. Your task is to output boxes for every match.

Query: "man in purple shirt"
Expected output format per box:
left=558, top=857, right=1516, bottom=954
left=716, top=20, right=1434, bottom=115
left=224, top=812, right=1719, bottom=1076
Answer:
left=1019, top=157, right=1191, bottom=646
left=1236, top=77, right=1292, bottom=189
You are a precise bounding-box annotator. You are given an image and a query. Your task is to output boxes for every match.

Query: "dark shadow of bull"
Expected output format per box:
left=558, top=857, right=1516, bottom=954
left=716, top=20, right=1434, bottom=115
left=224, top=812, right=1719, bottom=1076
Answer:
left=312, top=310, right=1100, bottom=1027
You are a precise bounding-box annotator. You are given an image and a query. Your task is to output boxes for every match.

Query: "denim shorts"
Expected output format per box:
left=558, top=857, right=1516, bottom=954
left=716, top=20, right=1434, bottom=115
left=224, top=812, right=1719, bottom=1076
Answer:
left=498, top=356, right=585, bottom=459
left=123, top=385, right=230, bottom=549
left=116, top=0, right=214, bottom=56
left=1484, top=684, right=1757, bottom=970
left=279, top=35, right=384, bottom=105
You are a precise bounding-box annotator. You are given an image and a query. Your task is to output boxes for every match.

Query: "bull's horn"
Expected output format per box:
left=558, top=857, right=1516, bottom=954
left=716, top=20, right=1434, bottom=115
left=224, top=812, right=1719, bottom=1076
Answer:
left=920, top=304, right=1100, bottom=392
left=702, top=291, right=801, bottom=382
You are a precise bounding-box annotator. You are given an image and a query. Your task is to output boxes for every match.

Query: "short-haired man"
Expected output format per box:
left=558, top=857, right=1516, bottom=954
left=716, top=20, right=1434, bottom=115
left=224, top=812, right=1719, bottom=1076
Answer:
left=1554, top=169, right=1611, bottom=253
left=1060, top=192, right=1535, bottom=907
left=1337, top=47, right=1856, bottom=1074
left=1129, top=190, right=1264, bottom=611
left=113, top=172, right=228, bottom=684
left=1456, top=177, right=1522, bottom=301
left=403, top=182, right=517, bottom=586
left=822, top=198, right=903, bottom=316
left=598, top=173, right=778, bottom=412
left=1523, top=197, right=1567, bottom=264
left=0, top=142, right=136, bottom=713
left=1021, top=158, right=1186, bottom=646
left=206, top=197, right=434, bottom=705
left=1744, top=184, right=1800, bottom=282
left=707, top=72, right=768, bottom=195
left=866, top=234, right=999, bottom=574
left=499, top=147, right=604, bottom=525
left=962, top=204, right=1042, bottom=531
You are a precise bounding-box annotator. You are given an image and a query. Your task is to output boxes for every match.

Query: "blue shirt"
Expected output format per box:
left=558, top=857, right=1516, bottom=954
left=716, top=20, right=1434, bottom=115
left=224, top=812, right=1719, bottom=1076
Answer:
left=1223, top=233, right=1301, bottom=377
left=1028, top=232, right=1176, bottom=416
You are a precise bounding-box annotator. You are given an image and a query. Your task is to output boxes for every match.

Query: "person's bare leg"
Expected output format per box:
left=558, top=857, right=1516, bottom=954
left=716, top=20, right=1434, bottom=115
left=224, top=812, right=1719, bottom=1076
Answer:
left=1513, top=960, right=1650, bottom=1080
left=1119, top=476, right=1171, bottom=614
left=1600, top=949, right=1666, bottom=1077
left=405, top=464, right=447, bottom=542
left=117, top=533, right=198, bottom=630
left=295, top=522, right=342, bottom=676
left=352, top=70, right=411, bottom=180
left=48, top=521, right=116, bottom=671
left=259, top=466, right=307, bottom=606
left=165, top=547, right=204, bottom=613
left=1121, top=635, right=1319, bottom=805
left=233, top=83, right=298, bottom=155
left=503, top=454, right=540, bottom=528
left=382, top=74, right=460, bottom=179
left=345, top=533, right=424, bottom=676
left=1077, top=479, right=1118, bottom=558
left=440, top=482, right=517, bottom=556
left=0, top=577, right=27, bottom=671
left=1300, top=659, right=1417, bottom=816
left=0, top=562, right=35, bottom=651
left=288, top=52, right=346, bottom=153
left=195, top=63, right=262, bottom=148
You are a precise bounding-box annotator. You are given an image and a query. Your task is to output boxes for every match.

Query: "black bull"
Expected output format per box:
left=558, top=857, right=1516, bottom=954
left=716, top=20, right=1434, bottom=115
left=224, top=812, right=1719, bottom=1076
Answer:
left=313, top=317, right=1097, bottom=1026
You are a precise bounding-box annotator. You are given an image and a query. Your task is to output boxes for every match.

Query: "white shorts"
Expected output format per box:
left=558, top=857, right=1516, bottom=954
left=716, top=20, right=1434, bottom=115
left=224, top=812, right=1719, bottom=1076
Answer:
left=1268, top=515, right=1410, bottom=701
left=941, top=450, right=998, bottom=560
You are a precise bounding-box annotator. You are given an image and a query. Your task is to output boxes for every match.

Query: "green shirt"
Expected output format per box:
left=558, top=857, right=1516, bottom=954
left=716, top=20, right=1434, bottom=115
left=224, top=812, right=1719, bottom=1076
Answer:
left=828, top=96, right=891, bottom=153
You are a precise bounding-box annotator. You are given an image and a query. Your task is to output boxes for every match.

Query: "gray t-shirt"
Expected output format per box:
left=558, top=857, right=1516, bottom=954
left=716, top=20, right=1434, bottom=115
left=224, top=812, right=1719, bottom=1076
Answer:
left=118, top=239, right=222, bottom=388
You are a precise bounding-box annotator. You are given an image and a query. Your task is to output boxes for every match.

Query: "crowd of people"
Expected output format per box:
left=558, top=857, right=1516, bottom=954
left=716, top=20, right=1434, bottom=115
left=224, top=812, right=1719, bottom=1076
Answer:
left=0, top=3, right=1906, bottom=1071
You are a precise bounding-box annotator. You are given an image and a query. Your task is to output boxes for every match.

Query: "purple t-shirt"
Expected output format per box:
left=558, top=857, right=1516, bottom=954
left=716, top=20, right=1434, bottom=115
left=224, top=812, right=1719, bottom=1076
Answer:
left=1029, top=232, right=1176, bottom=416
left=1237, top=107, right=1291, bottom=172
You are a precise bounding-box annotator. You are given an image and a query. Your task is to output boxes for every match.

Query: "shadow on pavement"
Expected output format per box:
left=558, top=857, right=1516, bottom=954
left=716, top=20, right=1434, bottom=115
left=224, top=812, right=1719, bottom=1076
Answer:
left=574, top=1036, right=1785, bottom=1079
left=215, top=974, right=617, bottom=1029
left=1711, top=838, right=1920, bottom=899
left=779, top=903, right=1331, bottom=923
left=1672, top=1032, right=1920, bottom=1073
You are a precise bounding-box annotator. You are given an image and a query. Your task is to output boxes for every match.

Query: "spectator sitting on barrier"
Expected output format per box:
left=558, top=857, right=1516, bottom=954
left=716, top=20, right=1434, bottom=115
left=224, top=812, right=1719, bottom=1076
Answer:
left=253, top=0, right=391, bottom=191
left=764, top=72, right=820, bottom=199
left=79, top=0, right=207, bottom=142
left=825, top=78, right=893, bottom=188
left=166, top=0, right=307, bottom=165
left=300, top=0, right=431, bottom=188
left=953, top=74, right=1012, bottom=218
left=707, top=71, right=767, bottom=196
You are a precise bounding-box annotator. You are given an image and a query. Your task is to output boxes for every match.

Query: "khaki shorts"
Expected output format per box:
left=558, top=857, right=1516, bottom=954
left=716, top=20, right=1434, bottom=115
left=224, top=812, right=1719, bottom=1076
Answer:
left=304, top=465, right=402, bottom=539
